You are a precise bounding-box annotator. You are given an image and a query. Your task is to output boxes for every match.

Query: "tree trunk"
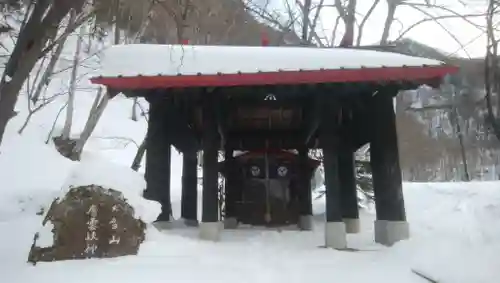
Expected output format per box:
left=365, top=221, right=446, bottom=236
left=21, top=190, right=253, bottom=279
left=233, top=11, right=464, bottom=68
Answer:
left=71, top=89, right=109, bottom=160
left=68, top=2, right=121, bottom=159
left=356, top=0, right=381, bottom=45
left=131, top=136, right=147, bottom=171
left=113, top=0, right=121, bottom=44
left=454, top=109, right=470, bottom=181
left=61, top=22, right=84, bottom=140
left=301, top=0, right=312, bottom=43
left=31, top=12, right=76, bottom=104
left=131, top=97, right=138, bottom=121
left=0, top=2, right=58, bottom=147
left=485, top=0, right=500, bottom=142
left=0, top=1, right=85, bottom=149
left=338, top=0, right=357, bottom=47
left=380, top=1, right=398, bottom=45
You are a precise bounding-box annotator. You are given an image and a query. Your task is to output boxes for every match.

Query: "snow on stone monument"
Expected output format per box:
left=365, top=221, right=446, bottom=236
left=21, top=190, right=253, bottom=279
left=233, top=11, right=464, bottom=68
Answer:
left=27, top=158, right=161, bottom=264
left=28, top=185, right=145, bottom=263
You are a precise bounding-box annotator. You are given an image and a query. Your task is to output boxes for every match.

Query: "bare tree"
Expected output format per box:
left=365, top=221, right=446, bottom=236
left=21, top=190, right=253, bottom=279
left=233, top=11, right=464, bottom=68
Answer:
left=0, top=0, right=90, bottom=149
left=69, top=87, right=108, bottom=160
left=243, top=0, right=305, bottom=45
left=18, top=63, right=67, bottom=135
left=128, top=0, right=159, bottom=122
left=301, top=0, right=312, bottom=42
left=356, top=0, right=381, bottom=45
left=66, top=0, right=122, bottom=160
left=30, top=12, right=77, bottom=104
left=380, top=0, right=400, bottom=45
left=255, top=0, right=486, bottom=181
left=485, top=0, right=500, bottom=141
left=335, top=0, right=357, bottom=47
left=131, top=99, right=139, bottom=121
left=131, top=106, right=148, bottom=171
left=60, top=22, right=85, bottom=140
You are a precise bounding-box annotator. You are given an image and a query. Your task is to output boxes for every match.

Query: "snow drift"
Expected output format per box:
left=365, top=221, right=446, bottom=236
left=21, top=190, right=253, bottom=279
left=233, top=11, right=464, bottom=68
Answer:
left=62, top=155, right=161, bottom=223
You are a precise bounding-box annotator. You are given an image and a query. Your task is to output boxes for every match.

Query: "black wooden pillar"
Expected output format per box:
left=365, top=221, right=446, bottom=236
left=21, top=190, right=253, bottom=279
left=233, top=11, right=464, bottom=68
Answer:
left=144, top=96, right=172, bottom=222
left=319, top=96, right=347, bottom=249
left=200, top=95, right=221, bottom=240
left=339, top=140, right=360, bottom=234
left=370, top=91, right=409, bottom=245
left=298, top=147, right=313, bottom=230
left=223, top=147, right=238, bottom=228
left=181, top=148, right=198, bottom=226
left=322, top=144, right=342, bottom=224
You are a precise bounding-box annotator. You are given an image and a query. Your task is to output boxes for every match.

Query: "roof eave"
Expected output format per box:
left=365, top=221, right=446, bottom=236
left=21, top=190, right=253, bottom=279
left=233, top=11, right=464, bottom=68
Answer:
left=90, top=65, right=459, bottom=90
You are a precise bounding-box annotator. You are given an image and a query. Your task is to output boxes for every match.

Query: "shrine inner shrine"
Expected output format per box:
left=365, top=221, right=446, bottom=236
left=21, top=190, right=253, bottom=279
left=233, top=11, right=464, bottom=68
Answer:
left=219, top=149, right=320, bottom=229
left=90, top=44, right=458, bottom=249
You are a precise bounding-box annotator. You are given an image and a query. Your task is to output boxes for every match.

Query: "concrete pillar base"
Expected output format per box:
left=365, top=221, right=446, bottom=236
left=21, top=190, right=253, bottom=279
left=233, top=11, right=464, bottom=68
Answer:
left=374, top=220, right=410, bottom=246
left=157, top=210, right=173, bottom=222
left=298, top=215, right=313, bottom=230
left=152, top=221, right=172, bottom=230
left=199, top=222, right=221, bottom=241
left=325, top=221, right=347, bottom=249
left=343, top=218, right=360, bottom=234
left=142, top=189, right=157, bottom=201
left=183, top=218, right=199, bottom=227
left=154, top=218, right=197, bottom=229
left=223, top=217, right=238, bottom=229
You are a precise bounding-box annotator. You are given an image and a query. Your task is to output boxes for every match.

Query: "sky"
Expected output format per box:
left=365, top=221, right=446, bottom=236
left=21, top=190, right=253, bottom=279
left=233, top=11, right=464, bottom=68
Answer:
left=253, top=0, right=489, bottom=58
left=350, top=0, right=487, bottom=58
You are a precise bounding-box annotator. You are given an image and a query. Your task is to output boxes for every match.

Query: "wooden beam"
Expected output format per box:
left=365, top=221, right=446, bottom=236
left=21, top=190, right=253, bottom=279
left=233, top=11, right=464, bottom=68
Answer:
left=228, top=129, right=303, bottom=138
left=181, top=148, right=198, bottom=225
left=318, top=95, right=349, bottom=249
left=144, top=96, right=172, bottom=221
left=214, top=93, right=228, bottom=147
left=107, top=88, right=122, bottom=98
left=225, top=138, right=317, bottom=150
left=226, top=99, right=307, bottom=110
left=370, top=90, right=406, bottom=222
left=318, top=95, right=342, bottom=222
left=344, top=91, right=374, bottom=150
left=111, top=81, right=417, bottom=99
left=223, top=146, right=238, bottom=224
left=304, top=94, right=322, bottom=144
left=338, top=142, right=359, bottom=224
left=226, top=129, right=317, bottom=149
left=146, top=90, right=200, bottom=152
left=298, top=147, right=313, bottom=229
left=201, top=94, right=220, bottom=223
left=116, top=88, right=156, bottom=98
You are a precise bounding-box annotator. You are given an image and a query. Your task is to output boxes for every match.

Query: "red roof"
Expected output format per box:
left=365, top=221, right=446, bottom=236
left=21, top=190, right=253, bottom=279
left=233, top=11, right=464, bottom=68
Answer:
left=90, top=65, right=457, bottom=89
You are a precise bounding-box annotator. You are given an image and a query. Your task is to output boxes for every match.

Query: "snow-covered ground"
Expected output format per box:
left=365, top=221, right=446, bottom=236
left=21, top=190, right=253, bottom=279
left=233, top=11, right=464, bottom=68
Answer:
left=0, top=87, right=499, bottom=282
left=0, top=21, right=499, bottom=283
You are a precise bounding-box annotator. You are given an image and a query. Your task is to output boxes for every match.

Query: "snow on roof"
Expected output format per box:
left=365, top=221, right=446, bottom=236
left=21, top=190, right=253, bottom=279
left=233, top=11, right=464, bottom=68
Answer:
left=96, top=44, right=446, bottom=78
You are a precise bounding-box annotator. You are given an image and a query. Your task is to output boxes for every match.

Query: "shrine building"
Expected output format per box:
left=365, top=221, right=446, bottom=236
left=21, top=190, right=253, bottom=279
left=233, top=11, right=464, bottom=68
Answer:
left=90, top=44, right=457, bottom=249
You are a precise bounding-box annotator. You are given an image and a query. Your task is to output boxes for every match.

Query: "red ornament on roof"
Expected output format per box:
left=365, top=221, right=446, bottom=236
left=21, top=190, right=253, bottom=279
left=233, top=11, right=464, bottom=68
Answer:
left=261, top=31, right=269, bottom=46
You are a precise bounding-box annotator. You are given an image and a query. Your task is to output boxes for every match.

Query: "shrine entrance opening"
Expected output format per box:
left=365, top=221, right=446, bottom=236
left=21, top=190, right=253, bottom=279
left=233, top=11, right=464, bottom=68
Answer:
left=220, top=150, right=319, bottom=228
